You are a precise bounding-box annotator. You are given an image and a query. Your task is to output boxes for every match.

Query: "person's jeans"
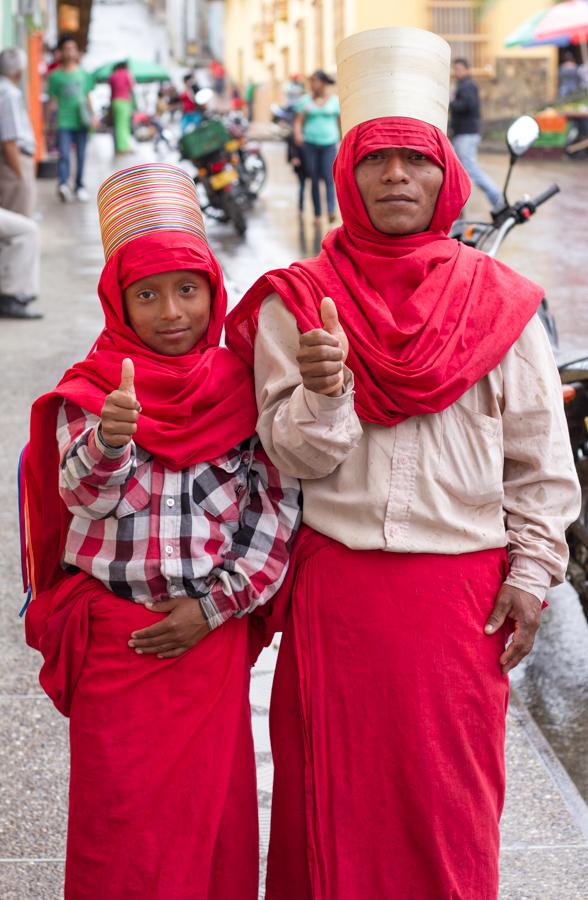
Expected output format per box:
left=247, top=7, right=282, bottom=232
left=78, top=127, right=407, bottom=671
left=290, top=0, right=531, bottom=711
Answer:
left=57, top=128, right=88, bottom=189
left=452, top=133, right=502, bottom=207
left=303, top=142, right=337, bottom=216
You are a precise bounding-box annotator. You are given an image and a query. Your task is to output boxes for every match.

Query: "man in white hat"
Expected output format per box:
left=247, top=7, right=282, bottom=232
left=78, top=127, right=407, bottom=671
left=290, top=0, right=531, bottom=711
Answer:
left=228, top=26, right=579, bottom=900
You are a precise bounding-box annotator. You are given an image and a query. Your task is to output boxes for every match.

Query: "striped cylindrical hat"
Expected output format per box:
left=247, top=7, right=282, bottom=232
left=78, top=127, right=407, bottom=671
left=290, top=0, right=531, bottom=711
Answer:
left=98, top=163, right=207, bottom=261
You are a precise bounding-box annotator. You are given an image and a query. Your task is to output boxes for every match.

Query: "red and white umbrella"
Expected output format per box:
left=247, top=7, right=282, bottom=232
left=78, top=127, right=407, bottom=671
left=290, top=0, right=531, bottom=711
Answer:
left=535, top=0, right=588, bottom=43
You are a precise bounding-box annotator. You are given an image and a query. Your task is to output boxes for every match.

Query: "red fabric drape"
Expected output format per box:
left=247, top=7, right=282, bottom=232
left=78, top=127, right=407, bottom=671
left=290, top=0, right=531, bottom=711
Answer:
left=263, top=530, right=510, bottom=900
left=226, top=118, right=544, bottom=425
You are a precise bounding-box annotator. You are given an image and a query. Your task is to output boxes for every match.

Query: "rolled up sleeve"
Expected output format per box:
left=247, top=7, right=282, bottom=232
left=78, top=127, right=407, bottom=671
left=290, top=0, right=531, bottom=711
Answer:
left=501, top=316, right=581, bottom=598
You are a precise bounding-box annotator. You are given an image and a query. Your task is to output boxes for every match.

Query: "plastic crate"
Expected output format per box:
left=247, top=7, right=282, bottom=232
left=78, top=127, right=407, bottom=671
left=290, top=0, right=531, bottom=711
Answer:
left=534, top=130, right=569, bottom=148
left=179, top=119, right=230, bottom=160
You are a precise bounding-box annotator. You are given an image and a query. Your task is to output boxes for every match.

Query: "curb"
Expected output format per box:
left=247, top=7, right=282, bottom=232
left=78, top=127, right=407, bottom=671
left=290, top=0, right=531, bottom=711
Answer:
left=509, top=687, right=588, bottom=841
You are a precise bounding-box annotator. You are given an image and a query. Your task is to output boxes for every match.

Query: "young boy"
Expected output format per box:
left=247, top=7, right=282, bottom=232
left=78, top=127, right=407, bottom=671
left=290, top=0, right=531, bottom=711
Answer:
left=21, top=163, right=300, bottom=899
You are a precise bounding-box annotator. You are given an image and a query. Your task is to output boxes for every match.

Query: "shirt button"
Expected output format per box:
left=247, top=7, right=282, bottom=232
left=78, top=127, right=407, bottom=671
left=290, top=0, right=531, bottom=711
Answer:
left=166, top=498, right=175, bottom=507
left=165, top=545, right=173, bottom=555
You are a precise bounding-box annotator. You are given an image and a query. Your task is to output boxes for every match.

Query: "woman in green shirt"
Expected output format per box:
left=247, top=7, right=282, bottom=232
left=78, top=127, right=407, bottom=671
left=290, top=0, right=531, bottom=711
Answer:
left=48, top=36, right=94, bottom=203
left=293, top=70, right=340, bottom=224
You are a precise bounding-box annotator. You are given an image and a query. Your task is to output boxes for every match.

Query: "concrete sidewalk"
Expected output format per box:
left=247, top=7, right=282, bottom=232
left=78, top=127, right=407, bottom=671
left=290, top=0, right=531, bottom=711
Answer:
left=0, top=139, right=587, bottom=898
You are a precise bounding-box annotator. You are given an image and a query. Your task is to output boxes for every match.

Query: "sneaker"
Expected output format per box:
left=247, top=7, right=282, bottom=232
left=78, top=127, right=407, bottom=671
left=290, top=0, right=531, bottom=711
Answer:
left=58, top=183, right=72, bottom=203
left=75, top=186, right=90, bottom=202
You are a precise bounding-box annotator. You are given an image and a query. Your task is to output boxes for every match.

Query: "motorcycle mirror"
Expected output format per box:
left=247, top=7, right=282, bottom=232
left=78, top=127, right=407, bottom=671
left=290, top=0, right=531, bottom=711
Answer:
left=195, top=88, right=214, bottom=107
left=506, top=116, right=540, bottom=158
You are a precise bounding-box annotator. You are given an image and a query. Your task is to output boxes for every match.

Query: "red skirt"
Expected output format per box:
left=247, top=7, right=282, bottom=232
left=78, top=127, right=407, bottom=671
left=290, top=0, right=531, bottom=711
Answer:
left=28, top=574, right=258, bottom=900
left=264, top=530, right=510, bottom=900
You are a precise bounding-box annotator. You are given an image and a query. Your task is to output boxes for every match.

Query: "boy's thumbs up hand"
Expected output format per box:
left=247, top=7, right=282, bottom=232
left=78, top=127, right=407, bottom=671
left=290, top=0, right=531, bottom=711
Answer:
left=119, top=357, right=135, bottom=396
left=297, top=297, right=349, bottom=397
left=99, top=357, right=141, bottom=448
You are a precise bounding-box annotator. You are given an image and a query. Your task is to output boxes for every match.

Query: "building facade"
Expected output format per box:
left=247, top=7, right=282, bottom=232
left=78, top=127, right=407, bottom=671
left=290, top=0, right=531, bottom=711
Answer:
left=224, top=0, right=558, bottom=122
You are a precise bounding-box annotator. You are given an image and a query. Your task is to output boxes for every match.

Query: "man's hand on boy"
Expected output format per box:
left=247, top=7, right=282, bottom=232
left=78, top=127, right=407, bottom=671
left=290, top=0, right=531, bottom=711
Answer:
left=100, top=357, right=141, bottom=447
left=297, top=297, right=349, bottom=397
left=128, top=597, right=210, bottom=659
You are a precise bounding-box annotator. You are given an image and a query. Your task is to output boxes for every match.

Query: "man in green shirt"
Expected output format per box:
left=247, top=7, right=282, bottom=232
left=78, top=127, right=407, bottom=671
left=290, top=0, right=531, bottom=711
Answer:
left=48, top=35, right=94, bottom=203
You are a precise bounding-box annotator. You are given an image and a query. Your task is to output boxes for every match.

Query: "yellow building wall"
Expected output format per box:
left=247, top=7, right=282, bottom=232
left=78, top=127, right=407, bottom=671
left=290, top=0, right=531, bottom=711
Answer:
left=223, top=0, right=558, bottom=119
left=352, top=0, right=428, bottom=34
left=482, top=0, right=557, bottom=87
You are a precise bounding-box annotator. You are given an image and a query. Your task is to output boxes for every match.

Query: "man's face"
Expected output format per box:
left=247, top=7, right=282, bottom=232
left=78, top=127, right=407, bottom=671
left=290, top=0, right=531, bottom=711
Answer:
left=453, top=62, right=468, bottom=81
left=61, top=40, right=80, bottom=64
left=123, top=269, right=211, bottom=356
left=354, top=147, right=444, bottom=235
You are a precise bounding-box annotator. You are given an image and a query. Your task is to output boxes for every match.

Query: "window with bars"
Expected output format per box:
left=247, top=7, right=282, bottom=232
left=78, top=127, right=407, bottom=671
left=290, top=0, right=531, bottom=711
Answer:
left=429, top=1, right=489, bottom=74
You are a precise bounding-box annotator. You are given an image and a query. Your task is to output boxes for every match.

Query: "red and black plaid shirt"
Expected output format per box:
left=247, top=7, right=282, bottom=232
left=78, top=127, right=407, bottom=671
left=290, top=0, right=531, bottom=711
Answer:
left=57, top=400, right=301, bottom=629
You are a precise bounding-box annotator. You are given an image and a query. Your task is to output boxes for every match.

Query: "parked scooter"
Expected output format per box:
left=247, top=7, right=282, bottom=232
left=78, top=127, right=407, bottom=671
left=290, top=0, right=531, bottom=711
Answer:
left=451, top=115, right=588, bottom=611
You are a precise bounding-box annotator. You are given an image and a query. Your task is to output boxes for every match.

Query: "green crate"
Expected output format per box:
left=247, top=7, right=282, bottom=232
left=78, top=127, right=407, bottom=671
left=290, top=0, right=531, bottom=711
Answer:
left=180, top=119, right=230, bottom=160
left=535, top=130, right=569, bottom=148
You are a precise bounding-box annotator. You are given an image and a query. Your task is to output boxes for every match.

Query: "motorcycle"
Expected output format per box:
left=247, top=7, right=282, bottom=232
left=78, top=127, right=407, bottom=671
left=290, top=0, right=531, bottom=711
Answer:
left=450, top=115, right=588, bottom=612
left=179, top=99, right=250, bottom=236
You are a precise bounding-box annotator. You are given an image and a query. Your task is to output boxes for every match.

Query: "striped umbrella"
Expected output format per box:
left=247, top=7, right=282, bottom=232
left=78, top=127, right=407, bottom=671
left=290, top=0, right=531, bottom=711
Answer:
left=504, top=1, right=588, bottom=48
left=535, top=0, right=588, bottom=43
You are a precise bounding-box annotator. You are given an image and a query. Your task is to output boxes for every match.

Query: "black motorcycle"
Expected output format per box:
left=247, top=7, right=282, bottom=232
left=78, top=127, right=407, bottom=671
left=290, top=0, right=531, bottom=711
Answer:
left=450, top=115, right=588, bottom=612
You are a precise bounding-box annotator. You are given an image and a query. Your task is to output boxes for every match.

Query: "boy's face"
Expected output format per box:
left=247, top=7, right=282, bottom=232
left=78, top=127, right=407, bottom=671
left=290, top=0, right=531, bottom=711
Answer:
left=123, top=269, right=211, bottom=356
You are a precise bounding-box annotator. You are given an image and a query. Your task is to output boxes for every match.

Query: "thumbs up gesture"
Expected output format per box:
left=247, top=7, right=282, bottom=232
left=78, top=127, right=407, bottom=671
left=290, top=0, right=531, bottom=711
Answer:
left=296, top=297, right=349, bottom=397
left=99, top=358, right=141, bottom=447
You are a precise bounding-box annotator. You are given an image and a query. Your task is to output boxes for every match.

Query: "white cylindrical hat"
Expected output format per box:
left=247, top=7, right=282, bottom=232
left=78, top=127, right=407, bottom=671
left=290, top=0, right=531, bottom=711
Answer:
left=336, top=27, right=451, bottom=136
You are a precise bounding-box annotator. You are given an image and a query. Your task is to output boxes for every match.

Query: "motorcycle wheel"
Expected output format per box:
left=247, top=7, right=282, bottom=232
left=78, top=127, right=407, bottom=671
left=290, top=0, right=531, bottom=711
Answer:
left=223, top=192, right=247, bottom=236
left=242, top=152, right=267, bottom=196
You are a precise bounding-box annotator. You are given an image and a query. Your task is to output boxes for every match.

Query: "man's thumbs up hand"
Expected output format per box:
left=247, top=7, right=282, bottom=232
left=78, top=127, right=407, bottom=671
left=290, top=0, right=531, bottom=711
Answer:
left=99, top=357, right=141, bottom=448
left=297, top=297, right=349, bottom=397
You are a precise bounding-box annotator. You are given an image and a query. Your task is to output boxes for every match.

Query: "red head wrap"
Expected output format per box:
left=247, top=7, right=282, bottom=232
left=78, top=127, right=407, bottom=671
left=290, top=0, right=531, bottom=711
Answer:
left=226, top=117, right=544, bottom=425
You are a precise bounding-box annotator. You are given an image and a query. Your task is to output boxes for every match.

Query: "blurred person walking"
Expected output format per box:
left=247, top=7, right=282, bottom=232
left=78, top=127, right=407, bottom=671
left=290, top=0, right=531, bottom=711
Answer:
left=558, top=51, right=581, bottom=97
left=0, top=48, right=37, bottom=218
left=450, top=58, right=501, bottom=208
left=294, top=71, right=340, bottom=224
left=108, top=61, right=134, bottom=154
left=0, top=207, right=41, bottom=318
left=48, top=34, right=94, bottom=203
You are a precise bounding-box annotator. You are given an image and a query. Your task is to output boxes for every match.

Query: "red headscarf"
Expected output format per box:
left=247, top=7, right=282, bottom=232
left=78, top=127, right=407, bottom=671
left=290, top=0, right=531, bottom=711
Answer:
left=226, top=117, right=544, bottom=425
left=22, top=231, right=257, bottom=603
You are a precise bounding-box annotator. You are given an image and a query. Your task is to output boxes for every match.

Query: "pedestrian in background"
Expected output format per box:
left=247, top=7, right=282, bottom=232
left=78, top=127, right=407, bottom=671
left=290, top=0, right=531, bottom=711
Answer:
left=0, top=47, right=37, bottom=218
left=0, top=47, right=42, bottom=319
left=0, top=207, right=41, bottom=318
left=108, top=60, right=134, bottom=154
left=558, top=51, right=581, bottom=97
left=48, top=34, right=94, bottom=203
left=210, top=58, right=226, bottom=96
left=294, top=70, right=340, bottom=224
left=450, top=57, right=502, bottom=209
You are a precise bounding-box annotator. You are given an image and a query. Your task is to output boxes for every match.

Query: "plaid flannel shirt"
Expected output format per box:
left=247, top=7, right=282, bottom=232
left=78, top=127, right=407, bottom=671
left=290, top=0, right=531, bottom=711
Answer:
left=57, top=400, right=301, bottom=629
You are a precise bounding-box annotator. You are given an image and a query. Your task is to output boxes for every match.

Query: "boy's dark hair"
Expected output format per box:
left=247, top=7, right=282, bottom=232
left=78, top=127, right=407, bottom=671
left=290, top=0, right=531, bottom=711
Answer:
left=453, top=57, right=470, bottom=69
left=57, top=32, right=78, bottom=50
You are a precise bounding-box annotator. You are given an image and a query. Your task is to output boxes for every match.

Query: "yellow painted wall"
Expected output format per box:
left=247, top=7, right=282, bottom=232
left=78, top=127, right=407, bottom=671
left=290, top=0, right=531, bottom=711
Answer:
left=224, top=0, right=558, bottom=118
left=352, top=0, right=428, bottom=34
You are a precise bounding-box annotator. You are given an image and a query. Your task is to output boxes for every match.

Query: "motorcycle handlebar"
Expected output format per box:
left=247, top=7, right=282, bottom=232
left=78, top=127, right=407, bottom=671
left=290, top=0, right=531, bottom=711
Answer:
left=529, top=183, right=560, bottom=210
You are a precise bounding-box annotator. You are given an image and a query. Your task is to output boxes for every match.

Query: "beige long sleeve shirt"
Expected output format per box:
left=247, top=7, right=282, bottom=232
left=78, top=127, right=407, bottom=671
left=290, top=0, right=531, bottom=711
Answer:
left=254, top=295, right=581, bottom=600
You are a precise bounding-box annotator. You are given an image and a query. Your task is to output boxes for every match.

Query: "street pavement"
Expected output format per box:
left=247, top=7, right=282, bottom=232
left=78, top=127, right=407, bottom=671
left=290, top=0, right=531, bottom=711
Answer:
left=0, top=132, right=587, bottom=897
